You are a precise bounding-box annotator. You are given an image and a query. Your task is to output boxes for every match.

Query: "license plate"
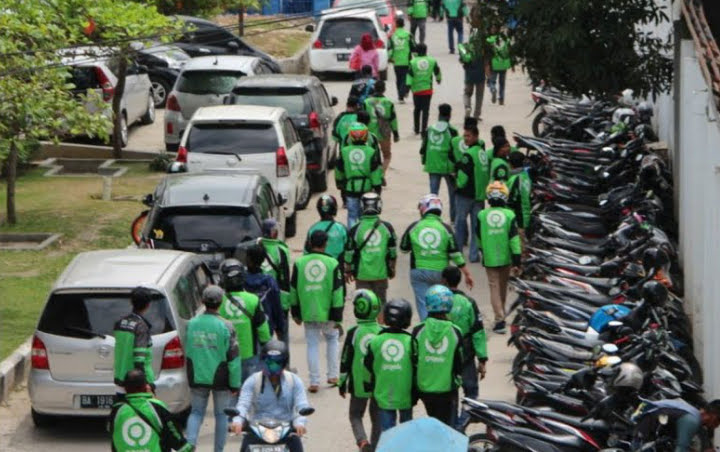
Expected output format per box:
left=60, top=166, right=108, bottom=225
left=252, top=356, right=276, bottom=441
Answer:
left=79, top=394, right=115, bottom=409
left=336, top=53, right=350, bottom=62
left=248, top=445, right=286, bottom=452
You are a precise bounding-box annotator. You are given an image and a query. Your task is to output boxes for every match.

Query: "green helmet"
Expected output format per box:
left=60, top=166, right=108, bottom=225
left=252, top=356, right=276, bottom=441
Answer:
left=352, top=289, right=381, bottom=320
left=348, top=122, right=369, bottom=144
left=425, top=285, right=453, bottom=314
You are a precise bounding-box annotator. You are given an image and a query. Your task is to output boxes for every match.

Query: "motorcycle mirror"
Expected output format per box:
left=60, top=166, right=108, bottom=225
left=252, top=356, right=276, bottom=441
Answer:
left=298, top=407, right=315, bottom=416
left=602, top=343, right=619, bottom=354
left=224, top=407, right=240, bottom=417
left=658, top=414, right=669, bottom=425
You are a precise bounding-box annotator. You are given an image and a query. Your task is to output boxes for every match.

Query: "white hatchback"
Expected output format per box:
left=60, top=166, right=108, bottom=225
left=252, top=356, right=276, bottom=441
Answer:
left=176, top=105, right=310, bottom=236
left=308, top=8, right=389, bottom=79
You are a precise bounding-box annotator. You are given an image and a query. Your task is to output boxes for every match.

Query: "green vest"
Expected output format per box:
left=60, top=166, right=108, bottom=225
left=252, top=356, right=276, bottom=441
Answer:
left=336, top=143, right=383, bottom=195
left=340, top=321, right=382, bottom=398
left=448, top=290, right=488, bottom=360
left=305, top=220, right=348, bottom=261
left=113, top=313, right=154, bottom=386
left=478, top=207, right=522, bottom=267
left=423, top=121, right=455, bottom=174
left=333, top=112, right=358, bottom=143
left=407, top=56, right=440, bottom=93
left=220, top=291, right=271, bottom=360
left=442, top=0, right=466, bottom=18
left=389, top=27, right=413, bottom=66
left=291, top=253, right=344, bottom=322
left=260, top=238, right=291, bottom=310
left=408, top=0, right=428, bottom=18
left=364, top=95, right=397, bottom=139
left=400, top=213, right=465, bottom=271
left=111, top=394, right=164, bottom=452
left=456, top=142, right=490, bottom=201
left=367, top=330, right=415, bottom=410
left=508, top=170, right=532, bottom=229
left=490, top=157, right=510, bottom=182
left=185, top=313, right=241, bottom=390
left=346, top=215, right=397, bottom=281
left=487, top=35, right=511, bottom=71
left=413, top=318, right=462, bottom=393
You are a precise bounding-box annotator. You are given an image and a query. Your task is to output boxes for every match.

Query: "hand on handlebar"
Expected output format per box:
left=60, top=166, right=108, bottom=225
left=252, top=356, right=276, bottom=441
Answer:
left=295, top=425, right=307, bottom=437
left=231, top=423, right=243, bottom=434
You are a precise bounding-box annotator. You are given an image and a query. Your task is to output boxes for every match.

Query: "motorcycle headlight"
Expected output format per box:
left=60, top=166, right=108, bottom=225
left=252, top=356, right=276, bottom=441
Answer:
left=260, top=425, right=283, bottom=444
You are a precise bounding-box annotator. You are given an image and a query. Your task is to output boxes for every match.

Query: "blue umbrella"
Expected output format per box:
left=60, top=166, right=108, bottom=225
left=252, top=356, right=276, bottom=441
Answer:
left=376, top=417, right=469, bottom=452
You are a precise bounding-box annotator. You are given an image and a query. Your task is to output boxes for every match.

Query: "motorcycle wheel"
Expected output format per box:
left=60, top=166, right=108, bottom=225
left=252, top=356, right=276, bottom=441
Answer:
left=532, top=111, right=547, bottom=137
left=467, top=433, right=496, bottom=451
left=131, top=210, right=149, bottom=245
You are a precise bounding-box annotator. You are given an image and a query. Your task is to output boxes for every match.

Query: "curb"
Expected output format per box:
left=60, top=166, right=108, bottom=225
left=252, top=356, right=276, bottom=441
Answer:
left=39, top=141, right=164, bottom=160
left=279, top=45, right=310, bottom=75
left=0, top=337, right=31, bottom=404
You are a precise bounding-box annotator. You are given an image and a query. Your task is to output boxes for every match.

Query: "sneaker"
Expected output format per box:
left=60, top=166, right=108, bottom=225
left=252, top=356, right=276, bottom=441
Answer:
left=358, top=440, right=372, bottom=452
left=491, top=91, right=497, bottom=104
left=449, top=49, right=455, bottom=54
left=499, top=99, right=505, bottom=106
left=493, top=320, right=507, bottom=334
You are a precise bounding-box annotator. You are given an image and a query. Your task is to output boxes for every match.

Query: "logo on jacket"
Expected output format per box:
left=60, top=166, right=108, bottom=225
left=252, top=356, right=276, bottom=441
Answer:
left=424, top=337, right=449, bottom=355
left=349, top=148, right=366, bottom=165
left=478, top=149, right=489, bottom=165
left=373, top=102, right=386, bottom=117
left=121, top=416, right=152, bottom=447
left=222, top=298, right=249, bottom=319
left=418, top=227, right=442, bottom=250
left=359, top=333, right=376, bottom=355
left=417, top=59, right=430, bottom=71
left=304, top=259, right=327, bottom=283
left=363, top=228, right=382, bottom=247
left=381, top=338, right=405, bottom=362
left=428, top=130, right=443, bottom=145
left=487, top=210, right=507, bottom=228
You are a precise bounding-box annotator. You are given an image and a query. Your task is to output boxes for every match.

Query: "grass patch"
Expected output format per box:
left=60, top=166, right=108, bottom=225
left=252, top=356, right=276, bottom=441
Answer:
left=0, top=165, right=164, bottom=358
left=215, top=14, right=312, bottom=58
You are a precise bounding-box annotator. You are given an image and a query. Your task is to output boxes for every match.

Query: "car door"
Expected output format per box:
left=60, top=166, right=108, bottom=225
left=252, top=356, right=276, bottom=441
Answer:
left=124, top=62, right=144, bottom=123
left=169, top=261, right=209, bottom=341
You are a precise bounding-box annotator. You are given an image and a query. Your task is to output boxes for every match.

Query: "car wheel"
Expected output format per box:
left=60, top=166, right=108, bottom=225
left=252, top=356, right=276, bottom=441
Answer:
left=116, top=114, right=129, bottom=148
left=295, top=175, right=311, bottom=210
left=150, top=77, right=171, bottom=108
left=31, top=408, right=56, bottom=428
left=310, top=169, right=328, bottom=192
left=285, top=212, right=297, bottom=238
left=380, top=70, right=388, bottom=81
left=140, top=93, right=156, bottom=125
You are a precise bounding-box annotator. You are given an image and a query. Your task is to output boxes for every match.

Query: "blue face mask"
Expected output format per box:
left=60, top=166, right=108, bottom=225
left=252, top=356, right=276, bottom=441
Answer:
left=264, top=358, right=284, bottom=376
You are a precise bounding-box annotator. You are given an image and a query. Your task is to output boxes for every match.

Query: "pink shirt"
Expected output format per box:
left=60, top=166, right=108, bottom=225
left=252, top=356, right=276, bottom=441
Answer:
left=350, top=46, right=379, bottom=77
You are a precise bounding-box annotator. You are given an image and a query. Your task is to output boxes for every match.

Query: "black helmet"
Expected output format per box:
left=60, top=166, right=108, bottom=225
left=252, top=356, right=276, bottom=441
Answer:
left=642, top=247, right=669, bottom=272
left=361, top=192, right=382, bottom=215
left=261, top=340, right=289, bottom=377
left=641, top=281, right=668, bottom=306
left=384, top=298, right=412, bottom=329
left=220, top=258, right=247, bottom=292
left=316, top=194, right=338, bottom=218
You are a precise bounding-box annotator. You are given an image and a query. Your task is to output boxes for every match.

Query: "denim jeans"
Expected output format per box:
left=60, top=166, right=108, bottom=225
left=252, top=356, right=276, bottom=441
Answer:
left=410, top=18, right=426, bottom=44
left=304, top=321, right=339, bottom=386
left=488, top=70, right=507, bottom=101
left=410, top=268, right=444, bottom=320
left=378, top=408, right=413, bottom=432
left=454, top=195, right=483, bottom=262
left=456, top=354, right=479, bottom=429
left=429, top=173, right=456, bottom=221
left=447, top=18, right=464, bottom=52
left=186, top=387, right=231, bottom=452
left=346, top=195, right=361, bottom=229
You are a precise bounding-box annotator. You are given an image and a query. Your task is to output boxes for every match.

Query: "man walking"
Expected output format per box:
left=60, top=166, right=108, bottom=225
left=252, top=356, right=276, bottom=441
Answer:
left=259, top=219, right=292, bottom=343
left=442, top=0, right=467, bottom=54
left=407, top=43, right=441, bottom=135
left=185, top=285, right=241, bottom=452
left=407, top=0, right=429, bottom=44
left=388, top=17, right=414, bottom=104
left=459, top=31, right=488, bottom=120
left=400, top=194, right=473, bottom=320
left=345, top=193, right=397, bottom=305
left=487, top=26, right=512, bottom=105
left=364, top=80, right=399, bottom=175
left=291, top=230, right=346, bottom=392
left=421, top=103, right=459, bottom=221
left=333, top=96, right=360, bottom=146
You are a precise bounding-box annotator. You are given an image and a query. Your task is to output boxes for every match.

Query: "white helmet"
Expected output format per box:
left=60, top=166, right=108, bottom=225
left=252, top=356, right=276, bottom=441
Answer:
left=418, top=194, right=443, bottom=216
left=612, top=108, right=635, bottom=125
left=612, top=362, right=644, bottom=391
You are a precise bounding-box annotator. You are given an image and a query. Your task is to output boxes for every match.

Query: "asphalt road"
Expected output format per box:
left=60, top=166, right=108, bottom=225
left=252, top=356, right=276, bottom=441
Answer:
left=0, top=19, right=534, bottom=451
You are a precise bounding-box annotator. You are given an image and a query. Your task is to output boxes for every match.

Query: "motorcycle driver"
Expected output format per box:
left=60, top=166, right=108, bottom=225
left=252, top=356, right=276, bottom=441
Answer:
left=231, top=340, right=311, bottom=452
left=632, top=398, right=720, bottom=452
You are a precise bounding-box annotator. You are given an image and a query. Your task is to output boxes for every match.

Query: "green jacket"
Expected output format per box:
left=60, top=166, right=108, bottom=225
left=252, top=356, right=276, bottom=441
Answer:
left=346, top=215, right=397, bottom=281
left=407, top=56, right=441, bottom=93
left=335, top=142, right=383, bottom=196
left=407, top=0, right=429, bottom=19
left=508, top=169, right=532, bottom=229
left=304, top=220, right=348, bottom=264
left=487, top=34, right=511, bottom=71
left=290, top=252, right=345, bottom=323
left=421, top=121, right=458, bottom=175
left=477, top=206, right=522, bottom=267
left=185, top=312, right=241, bottom=390
left=332, top=111, right=358, bottom=143
left=113, top=312, right=154, bottom=387
left=220, top=291, right=272, bottom=360
left=110, top=393, right=191, bottom=452
left=447, top=289, right=488, bottom=361
left=455, top=141, right=491, bottom=201
left=260, top=238, right=291, bottom=311
left=490, top=157, right=510, bottom=182
left=364, top=328, right=417, bottom=410
left=388, top=27, right=415, bottom=66
left=400, top=213, right=465, bottom=271
left=450, top=135, right=485, bottom=168
left=412, top=317, right=463, bottom=393
left=364, top=95, right=398, bottom=140
left=442, top=0, right=467, bottom=18
left=339, top=320, right=382, bottom=398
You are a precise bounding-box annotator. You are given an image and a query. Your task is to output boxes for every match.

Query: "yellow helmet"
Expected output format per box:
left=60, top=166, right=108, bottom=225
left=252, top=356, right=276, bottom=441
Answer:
left=486, top=181, right=509, bottom=203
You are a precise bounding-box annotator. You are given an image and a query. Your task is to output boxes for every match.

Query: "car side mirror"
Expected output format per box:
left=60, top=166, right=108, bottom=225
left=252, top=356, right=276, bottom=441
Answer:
left=277, top=193, right=288, bottom=206
left=227, top=41, right=240, bottom=53
left=142, top=193, right=154, bottom=207
left=305, top=24, right=315, bottom=32
left=331, top=96, right=338, bottom=106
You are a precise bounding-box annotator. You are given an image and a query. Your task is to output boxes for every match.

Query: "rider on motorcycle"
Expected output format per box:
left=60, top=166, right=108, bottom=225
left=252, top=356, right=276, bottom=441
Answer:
left=632, top=398, right=720, bottom=452
left=231, top=340, right=311, bottom=452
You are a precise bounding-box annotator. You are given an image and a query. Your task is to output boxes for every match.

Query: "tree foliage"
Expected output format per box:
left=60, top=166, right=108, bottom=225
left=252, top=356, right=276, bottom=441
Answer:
left=508, top=0, right=673, bottom=98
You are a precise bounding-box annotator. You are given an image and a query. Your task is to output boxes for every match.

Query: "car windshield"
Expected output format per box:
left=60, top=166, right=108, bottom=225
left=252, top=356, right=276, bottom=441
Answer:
left=152, top=47, right=191, bottom=67
left=319, top=18, right=378, bottom=48
left=230, top=88, right=310, bottom=115
left=149, top=206, right=261, bottom=252
left=177, top=70, right=246, bottom=95
left=187, top=122, right=279, bottom=154
left=335, top=0, right=389, bottom=16
left=37, top=292, right=174, bottom=339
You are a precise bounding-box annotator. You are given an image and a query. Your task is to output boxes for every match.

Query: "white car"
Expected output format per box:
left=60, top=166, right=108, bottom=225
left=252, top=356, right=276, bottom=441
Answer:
left=308, top=8, right=389, bottom=79
left=164, top=55, right=278, bottom=152
left=63, top=47, right=155, bottom=147
left=176, top=105, right=309, bottom=237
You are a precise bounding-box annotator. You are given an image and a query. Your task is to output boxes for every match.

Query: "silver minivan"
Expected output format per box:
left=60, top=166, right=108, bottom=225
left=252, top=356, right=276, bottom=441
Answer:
left=28, top=249, right=212, bottom=426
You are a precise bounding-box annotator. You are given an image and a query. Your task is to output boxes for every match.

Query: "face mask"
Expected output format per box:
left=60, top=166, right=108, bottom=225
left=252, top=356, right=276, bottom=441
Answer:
left=264, top=359, right=284, bottom=376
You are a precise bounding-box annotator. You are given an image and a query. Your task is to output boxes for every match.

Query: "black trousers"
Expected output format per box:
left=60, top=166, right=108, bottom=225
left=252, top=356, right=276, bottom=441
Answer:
left=394, top=65, right=409, bottom=100
left=420, top=390, right=457, bottom=426
left=413, top=93, right=432, bottom=134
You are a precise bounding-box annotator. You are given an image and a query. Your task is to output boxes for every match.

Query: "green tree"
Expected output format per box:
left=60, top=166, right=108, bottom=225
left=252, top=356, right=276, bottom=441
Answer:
left=508, top=0, right=672, bottom=97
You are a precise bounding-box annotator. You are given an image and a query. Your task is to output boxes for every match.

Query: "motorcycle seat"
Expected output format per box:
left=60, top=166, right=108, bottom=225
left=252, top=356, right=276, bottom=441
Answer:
left=538, top=411, right=610, bottom=433
left=511, top=426, right=587, bottom=448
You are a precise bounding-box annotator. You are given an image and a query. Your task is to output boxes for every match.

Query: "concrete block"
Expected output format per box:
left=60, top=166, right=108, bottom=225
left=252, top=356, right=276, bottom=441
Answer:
left=0, top=338, right=31, bottom=404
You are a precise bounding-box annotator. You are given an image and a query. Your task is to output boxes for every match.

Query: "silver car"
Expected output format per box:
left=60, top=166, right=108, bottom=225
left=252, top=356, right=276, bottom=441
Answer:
left=28, top=249, right=212, bottom=426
